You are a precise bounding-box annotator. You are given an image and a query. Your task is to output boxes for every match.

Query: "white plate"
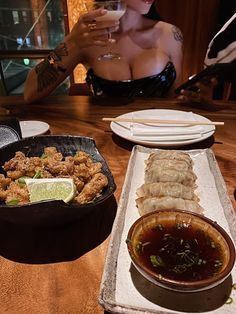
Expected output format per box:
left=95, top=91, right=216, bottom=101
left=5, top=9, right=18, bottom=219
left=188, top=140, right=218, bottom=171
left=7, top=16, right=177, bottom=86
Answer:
left=20, top=120, right=50, bottom=138
left=110, top=109, right=215, bottom=146
left=99, top=146, right=236, bottom=314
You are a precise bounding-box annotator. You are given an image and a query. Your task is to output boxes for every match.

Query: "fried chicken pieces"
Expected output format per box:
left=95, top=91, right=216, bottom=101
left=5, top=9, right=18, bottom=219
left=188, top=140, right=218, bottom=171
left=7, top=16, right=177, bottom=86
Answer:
left=0, top=147, right=108, bottom=205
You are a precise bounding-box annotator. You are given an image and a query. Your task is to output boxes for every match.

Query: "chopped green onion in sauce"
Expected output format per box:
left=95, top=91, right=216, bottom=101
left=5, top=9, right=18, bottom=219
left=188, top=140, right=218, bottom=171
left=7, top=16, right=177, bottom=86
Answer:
left=135, top=223, right=224, bottom=281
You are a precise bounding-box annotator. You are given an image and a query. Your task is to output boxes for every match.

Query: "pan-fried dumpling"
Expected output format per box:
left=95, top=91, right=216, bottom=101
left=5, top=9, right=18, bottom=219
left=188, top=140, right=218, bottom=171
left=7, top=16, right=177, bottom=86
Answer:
left=136, top=196, right=203, bottom=216
left=145, top=159, right=191, bottom=173
left=145, top=167, right=197, bottom=187
left=136, top=182, right=199, bottom=201
left=146, top=150, right=192, bottom=167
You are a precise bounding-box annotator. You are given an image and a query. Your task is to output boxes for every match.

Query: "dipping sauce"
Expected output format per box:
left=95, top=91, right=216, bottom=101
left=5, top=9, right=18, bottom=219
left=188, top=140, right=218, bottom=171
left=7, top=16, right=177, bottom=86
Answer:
left=135, top=222, right=224, bottom=281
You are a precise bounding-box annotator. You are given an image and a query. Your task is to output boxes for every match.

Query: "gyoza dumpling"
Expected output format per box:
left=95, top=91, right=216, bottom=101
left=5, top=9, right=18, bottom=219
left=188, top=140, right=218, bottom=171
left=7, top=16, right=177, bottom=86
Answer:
left=136, top=182, right=199, bottom=201
left=146, top=150, right=192, bottom=167
left=136, top=196, right=203, bottom=216
left=145, top=159, right=191, bottom=173
left=145, top=167, right=197, bottom=187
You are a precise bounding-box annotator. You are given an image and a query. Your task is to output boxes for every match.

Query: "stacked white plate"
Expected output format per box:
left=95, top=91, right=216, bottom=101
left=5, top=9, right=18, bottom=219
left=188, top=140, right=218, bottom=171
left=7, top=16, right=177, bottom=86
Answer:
left=110, top=109, right=215, bottom=147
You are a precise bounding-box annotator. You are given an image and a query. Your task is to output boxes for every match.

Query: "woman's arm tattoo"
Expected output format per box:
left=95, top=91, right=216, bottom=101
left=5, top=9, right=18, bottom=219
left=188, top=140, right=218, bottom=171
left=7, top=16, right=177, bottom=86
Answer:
left=35, top=43, right=68, bottom=92
left=172, top=26, right=183, bottom=43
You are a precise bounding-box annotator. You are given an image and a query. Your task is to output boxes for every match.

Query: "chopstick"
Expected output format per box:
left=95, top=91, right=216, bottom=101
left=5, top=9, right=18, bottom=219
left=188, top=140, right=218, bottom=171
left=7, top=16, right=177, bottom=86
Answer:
left=102, top=117, right=224, bottom=126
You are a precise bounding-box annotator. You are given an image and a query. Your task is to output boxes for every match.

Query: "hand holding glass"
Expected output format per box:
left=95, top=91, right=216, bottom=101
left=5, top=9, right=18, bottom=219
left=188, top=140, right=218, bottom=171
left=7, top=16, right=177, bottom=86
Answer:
left=86, top=0, right=126, bottom=60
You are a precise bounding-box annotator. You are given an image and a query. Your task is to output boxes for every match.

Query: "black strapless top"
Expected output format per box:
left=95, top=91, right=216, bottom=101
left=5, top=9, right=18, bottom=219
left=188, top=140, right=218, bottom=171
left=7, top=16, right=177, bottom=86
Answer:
left=85, top=62, right=176, bottom=98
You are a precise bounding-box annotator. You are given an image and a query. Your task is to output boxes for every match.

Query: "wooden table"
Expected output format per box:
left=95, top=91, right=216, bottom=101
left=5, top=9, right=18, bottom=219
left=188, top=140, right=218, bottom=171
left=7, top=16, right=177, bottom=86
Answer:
left=0, top=95, right=236, bottom=313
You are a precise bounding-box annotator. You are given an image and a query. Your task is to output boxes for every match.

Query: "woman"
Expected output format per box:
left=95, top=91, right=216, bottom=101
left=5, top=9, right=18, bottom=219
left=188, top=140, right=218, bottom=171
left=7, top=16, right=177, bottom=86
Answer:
left=24, top=0, right=183, bottom=103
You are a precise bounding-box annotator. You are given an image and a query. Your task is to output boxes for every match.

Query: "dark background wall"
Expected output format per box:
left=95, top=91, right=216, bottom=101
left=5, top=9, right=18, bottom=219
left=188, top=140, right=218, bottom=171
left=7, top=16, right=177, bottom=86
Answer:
left=156, top=0, right=236, bottom=81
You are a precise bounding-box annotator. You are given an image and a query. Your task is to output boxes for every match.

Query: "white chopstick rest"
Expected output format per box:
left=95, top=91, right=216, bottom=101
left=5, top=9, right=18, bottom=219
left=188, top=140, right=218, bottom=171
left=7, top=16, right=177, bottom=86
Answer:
left=131, top=112, right=204, bottom=140
left=131, top=125, right=204, bottom=136
left=133, top=133, right=203, bottom=141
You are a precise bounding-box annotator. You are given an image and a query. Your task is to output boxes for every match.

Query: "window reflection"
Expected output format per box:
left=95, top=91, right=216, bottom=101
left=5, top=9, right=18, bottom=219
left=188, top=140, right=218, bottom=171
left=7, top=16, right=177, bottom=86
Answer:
left=0, top=0, right=67, bottom=95
left=12, top=11, right=20, bottom=25
left=0, top=58, right=69, bottom=96
left=0, top=0, right=66, bottom=51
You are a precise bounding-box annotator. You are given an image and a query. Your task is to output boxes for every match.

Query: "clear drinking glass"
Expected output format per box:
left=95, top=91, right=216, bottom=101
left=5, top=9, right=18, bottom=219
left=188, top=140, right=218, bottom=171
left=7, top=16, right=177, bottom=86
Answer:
left=86, top=0, right=126, bottom=60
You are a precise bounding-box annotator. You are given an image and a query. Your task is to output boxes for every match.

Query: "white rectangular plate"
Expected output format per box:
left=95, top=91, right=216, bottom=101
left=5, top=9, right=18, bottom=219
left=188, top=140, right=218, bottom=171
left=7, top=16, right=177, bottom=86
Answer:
left=99, top=146, right=236, bottom=314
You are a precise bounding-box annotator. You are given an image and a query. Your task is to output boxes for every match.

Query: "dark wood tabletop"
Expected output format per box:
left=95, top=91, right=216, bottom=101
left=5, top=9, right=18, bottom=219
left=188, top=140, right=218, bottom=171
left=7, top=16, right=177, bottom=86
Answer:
left=0, top=95, right=236, bottom=313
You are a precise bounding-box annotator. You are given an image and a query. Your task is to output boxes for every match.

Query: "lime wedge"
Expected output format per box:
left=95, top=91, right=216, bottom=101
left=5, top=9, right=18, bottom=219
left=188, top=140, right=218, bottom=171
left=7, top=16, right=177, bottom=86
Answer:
left=25, top=178, right=76, bottom=203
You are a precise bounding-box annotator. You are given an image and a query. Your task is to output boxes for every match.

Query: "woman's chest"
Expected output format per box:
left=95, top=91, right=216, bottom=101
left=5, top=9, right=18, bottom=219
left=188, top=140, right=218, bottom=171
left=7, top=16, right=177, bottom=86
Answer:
left=84, top=35, right=171, bottom=80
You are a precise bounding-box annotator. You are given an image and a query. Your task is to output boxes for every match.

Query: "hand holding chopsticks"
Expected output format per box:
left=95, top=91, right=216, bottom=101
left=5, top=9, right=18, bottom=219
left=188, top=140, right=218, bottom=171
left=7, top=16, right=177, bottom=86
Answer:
left=102, top=117, right=224, bottom=126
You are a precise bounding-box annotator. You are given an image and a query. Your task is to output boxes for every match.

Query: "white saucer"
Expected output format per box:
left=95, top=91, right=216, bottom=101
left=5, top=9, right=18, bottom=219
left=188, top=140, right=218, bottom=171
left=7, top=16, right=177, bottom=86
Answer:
left=20, top=120, right=50, bottom=138
left=110, top=109, right=215, bottom=147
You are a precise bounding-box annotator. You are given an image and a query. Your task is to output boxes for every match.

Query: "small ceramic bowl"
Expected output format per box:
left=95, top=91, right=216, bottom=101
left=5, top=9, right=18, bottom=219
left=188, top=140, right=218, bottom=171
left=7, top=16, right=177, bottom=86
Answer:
left=126, top=209, right=235, bottom=292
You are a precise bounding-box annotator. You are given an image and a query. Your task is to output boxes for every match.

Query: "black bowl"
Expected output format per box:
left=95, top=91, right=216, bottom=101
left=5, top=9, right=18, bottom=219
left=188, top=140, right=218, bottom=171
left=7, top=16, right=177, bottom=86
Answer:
left=0, top=135, right=116, bottom=225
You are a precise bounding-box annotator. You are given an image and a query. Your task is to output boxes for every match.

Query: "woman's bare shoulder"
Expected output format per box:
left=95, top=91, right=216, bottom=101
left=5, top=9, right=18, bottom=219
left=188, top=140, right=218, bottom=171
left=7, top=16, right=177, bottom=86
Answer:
left=154, top=21, right=183, bottom=44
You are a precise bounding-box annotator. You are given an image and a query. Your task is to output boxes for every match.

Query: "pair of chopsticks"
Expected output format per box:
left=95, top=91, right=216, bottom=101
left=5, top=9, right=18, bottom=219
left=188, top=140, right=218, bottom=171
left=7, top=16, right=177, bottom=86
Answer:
left=102, top=117, right=224, bottom=126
